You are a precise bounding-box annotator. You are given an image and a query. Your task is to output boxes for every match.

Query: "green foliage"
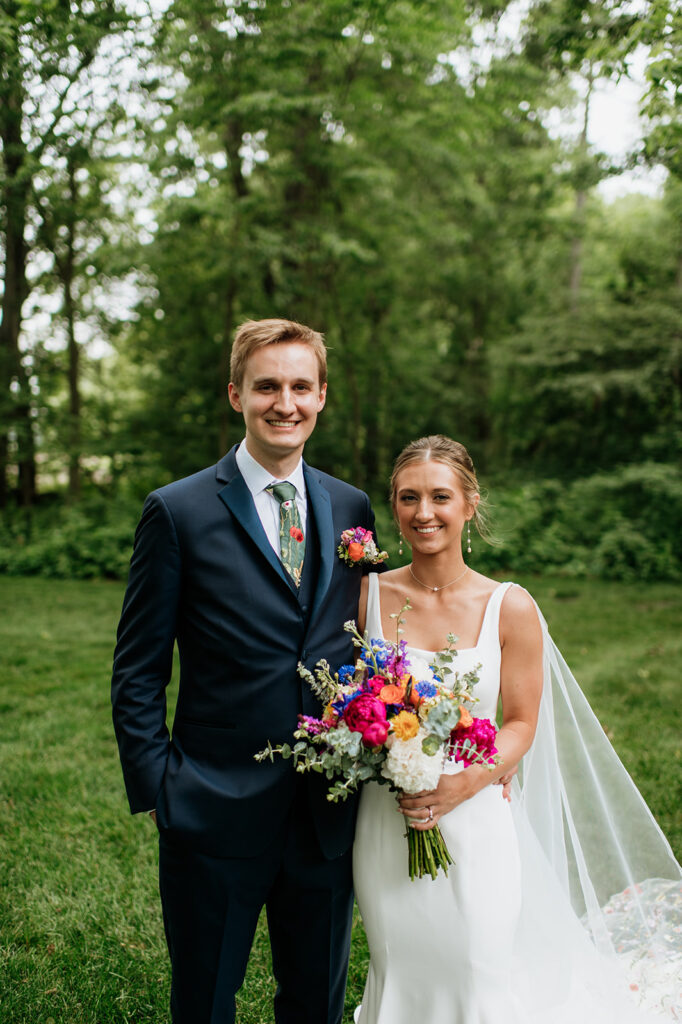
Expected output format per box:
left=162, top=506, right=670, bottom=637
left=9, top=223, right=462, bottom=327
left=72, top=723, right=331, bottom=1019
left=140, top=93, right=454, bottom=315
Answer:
left=3, top=459, right=680, bottom=582
left=1, top=0, right=679, bottom=594
left=489, top=191, right=682, bottom=478
left=469, top=463, right=682, bottom=581
left=0, top=497, right=139, bottom=579
left=638, top=0, right=682, bottom=180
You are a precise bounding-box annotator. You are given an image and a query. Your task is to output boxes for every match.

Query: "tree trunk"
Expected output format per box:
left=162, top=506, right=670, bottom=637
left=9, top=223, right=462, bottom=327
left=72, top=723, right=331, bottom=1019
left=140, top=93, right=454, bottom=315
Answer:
left=569, top=69, right=593, bottom=315
left=64, top=158, right=81, bottom=500
left=0, top=57, right=36, bottom=506
left=219, top=280, right=237, bottom=457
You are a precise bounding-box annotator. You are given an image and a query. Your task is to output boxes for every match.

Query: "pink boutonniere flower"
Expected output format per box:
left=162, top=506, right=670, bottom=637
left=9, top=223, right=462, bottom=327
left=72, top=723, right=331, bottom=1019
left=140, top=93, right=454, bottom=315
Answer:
left=337, top=527, right=388, bottom=567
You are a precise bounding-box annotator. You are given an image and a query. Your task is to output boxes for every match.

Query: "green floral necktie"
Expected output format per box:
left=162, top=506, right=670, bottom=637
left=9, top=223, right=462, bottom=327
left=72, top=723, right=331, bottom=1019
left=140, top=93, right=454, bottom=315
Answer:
left=267, top=481, right=305, bottom=587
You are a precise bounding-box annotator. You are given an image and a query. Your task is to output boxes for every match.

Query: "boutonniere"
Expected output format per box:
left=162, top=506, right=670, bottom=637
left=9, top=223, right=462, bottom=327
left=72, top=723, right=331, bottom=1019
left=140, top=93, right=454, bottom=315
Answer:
left=337, top=527, right=389, bottom=566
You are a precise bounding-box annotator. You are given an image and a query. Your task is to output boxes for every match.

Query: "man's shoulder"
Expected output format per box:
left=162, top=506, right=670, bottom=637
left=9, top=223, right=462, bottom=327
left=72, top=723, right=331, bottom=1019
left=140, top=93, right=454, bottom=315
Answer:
left=305, top=465, right=369, bottom=503
left=151, top=462, right=222, bottom=506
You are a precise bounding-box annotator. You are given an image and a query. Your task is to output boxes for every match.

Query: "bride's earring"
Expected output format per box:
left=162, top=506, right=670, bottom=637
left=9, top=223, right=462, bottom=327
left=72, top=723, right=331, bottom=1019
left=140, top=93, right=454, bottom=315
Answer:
left=466, top=520, right=472, bottom=555
left=398, top=530, right=404, bottom=557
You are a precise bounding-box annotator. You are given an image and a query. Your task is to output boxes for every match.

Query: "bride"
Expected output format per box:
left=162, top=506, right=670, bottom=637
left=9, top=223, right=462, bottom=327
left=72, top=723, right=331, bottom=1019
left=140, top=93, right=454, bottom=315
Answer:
left=352, top=435, right=681, bottom=1024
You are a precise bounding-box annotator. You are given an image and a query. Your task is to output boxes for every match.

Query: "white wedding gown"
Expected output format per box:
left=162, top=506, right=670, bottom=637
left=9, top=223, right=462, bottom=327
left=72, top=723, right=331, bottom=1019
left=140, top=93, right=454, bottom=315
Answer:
left=353, top=575, right=682, bottom=1024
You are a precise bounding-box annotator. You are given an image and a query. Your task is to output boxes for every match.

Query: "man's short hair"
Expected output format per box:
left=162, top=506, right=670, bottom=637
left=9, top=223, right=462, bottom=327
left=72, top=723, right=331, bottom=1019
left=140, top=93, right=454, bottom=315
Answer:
left=230, top=318, right=327, bottom=389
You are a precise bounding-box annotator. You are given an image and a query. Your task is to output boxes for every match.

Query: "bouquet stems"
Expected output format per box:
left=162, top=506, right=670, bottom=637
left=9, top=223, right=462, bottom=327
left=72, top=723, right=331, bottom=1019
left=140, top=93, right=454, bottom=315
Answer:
left=407, top=824, right=454, bottom=880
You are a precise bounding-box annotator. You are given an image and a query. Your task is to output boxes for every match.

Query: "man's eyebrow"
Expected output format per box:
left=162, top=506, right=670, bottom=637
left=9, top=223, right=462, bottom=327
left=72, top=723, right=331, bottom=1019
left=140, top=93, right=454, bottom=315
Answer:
left=251, top=375, right=316, bottom=385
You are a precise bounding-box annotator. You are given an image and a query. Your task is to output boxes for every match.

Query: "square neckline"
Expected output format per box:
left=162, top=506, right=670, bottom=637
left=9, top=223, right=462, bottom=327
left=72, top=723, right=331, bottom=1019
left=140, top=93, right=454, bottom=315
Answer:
left=369, top=576, right=508, bottom=656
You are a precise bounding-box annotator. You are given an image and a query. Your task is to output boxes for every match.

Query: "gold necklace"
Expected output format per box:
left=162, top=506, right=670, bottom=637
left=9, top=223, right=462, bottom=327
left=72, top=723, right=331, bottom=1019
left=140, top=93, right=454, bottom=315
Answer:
left=409, top=564, right=469, bottom=593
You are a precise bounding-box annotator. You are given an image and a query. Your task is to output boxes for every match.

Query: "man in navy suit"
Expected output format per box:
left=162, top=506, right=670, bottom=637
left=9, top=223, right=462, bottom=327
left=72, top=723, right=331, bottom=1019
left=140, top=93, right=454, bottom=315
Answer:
left=111, top=318, right=379, bottom=1024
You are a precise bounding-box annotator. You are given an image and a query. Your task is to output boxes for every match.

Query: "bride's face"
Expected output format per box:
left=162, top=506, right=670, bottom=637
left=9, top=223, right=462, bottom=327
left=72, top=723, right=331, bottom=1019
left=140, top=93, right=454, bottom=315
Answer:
left=394, top=460, right=476, bottom=555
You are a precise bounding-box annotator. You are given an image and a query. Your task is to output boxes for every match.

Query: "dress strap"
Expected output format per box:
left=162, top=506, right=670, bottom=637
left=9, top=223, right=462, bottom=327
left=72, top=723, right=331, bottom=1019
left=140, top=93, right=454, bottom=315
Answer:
left=477, top=581, right=515, bottom=648
left=365, top=572, right=384, bottom=639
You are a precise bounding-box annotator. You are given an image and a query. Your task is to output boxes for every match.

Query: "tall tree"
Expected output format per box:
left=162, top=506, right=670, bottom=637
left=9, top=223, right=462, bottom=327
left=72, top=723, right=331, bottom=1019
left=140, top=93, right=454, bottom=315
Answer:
left=0, top=0, right=130, bottom=505
left=522, top=0, right=640, bottom=311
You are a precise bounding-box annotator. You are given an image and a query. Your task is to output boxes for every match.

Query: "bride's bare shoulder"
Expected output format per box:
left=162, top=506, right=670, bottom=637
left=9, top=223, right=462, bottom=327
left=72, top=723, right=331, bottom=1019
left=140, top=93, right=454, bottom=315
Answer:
left=374, top=567, right=411, bottom=598
left=499, top=582, right=541, bottom=639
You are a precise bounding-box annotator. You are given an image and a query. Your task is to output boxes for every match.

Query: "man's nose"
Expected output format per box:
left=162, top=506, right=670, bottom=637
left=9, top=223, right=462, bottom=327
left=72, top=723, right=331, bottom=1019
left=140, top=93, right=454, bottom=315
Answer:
left=274, top=388, right=296, bottom=413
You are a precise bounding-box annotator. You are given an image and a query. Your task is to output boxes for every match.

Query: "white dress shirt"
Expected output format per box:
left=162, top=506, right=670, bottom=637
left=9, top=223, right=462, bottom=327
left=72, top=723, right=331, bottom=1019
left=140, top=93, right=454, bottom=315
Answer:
left=235, top=439, right=307, bottom=557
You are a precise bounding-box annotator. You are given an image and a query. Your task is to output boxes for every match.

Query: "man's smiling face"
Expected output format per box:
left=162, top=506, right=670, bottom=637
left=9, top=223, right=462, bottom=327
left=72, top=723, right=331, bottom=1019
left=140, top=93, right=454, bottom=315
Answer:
left=228, top=341, right=327, bottom=473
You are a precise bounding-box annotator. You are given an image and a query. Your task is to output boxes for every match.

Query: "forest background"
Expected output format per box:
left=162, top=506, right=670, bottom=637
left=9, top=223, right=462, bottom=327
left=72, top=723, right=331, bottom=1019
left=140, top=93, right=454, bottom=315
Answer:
left=0, top=0, right=681, bottom=580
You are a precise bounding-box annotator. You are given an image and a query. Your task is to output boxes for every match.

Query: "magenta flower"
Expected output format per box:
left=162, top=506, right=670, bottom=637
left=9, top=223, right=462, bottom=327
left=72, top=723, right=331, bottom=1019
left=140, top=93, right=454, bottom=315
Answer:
left=343, top=693, right=388, bottom=745
left=362, top=720, right=390, bottom=747
left=450, top=717, right=498, bottom=764
left=298, top=714, right=328, bottom=736
left=367, top=675, right=388, bottom=696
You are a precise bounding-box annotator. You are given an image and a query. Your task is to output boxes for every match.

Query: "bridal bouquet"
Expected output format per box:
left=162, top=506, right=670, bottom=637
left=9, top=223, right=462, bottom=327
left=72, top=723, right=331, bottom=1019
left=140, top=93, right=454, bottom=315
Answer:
left=256, top=603, right=501, bottom=880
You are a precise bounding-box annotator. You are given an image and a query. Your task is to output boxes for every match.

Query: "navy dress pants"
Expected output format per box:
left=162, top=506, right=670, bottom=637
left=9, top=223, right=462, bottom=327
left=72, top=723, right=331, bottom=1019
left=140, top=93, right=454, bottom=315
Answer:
left=158, top=785, right=355, bottom=1024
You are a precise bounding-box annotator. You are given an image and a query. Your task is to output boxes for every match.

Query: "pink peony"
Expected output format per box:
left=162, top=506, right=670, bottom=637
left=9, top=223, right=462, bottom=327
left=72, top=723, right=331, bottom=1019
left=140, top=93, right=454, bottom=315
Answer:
left=344, top=693, right=387, bottom=736
left=450, top=717, right=498, bottom=764
left=367, top=675, right=388, bottom=695
left=362, top=720, right=390, bottom=747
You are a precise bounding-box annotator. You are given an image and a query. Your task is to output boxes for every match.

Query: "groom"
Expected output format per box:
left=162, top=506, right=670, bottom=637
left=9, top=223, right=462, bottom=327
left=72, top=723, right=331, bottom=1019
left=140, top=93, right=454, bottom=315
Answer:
left=111, top=318, right=380, bottom=1024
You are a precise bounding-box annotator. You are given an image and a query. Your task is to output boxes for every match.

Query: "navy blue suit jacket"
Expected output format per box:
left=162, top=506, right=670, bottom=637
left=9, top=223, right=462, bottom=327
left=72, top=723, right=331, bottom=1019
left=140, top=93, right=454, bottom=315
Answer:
left=112, top=446, right=378, bottom=859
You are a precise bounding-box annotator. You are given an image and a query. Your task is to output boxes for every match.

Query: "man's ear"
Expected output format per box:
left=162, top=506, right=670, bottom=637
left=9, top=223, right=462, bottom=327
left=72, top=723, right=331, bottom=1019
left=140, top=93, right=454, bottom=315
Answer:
left=228, top=382, right=242, bottom=413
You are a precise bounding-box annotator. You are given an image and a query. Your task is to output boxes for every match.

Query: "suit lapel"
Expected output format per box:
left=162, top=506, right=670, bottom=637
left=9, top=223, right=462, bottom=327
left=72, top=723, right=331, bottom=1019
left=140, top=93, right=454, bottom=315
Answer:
left=304, top=464, right=335, bottom=628
left=217, top=464, right=295, bottom=593
left=215, top=449, right=335, bottom=605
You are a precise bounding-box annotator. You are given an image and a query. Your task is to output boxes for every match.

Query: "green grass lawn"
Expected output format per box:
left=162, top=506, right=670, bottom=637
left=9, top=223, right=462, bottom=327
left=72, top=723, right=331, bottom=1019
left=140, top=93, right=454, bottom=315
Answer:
left=0, top=575, right=679, bottom=1023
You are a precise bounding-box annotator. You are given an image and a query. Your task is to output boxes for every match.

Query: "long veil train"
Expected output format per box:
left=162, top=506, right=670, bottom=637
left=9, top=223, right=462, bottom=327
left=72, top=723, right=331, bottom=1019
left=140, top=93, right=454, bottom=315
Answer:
left=510, top=604, right=682, bottom=1018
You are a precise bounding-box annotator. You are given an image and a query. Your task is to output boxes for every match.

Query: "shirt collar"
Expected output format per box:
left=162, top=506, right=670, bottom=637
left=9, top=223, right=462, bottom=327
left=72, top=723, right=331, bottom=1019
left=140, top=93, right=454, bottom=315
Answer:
left=236, top=439, right=306, bottom=500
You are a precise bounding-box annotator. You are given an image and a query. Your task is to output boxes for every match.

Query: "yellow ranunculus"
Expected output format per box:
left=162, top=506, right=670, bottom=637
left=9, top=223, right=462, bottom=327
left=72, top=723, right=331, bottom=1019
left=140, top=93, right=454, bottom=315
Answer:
left=390, top=710, right=420, bottom=740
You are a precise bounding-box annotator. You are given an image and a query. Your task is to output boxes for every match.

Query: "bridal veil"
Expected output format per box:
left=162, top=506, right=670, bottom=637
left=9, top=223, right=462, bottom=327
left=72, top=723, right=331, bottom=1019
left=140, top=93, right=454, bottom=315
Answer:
left=510, top=601, right=681, bottom=1018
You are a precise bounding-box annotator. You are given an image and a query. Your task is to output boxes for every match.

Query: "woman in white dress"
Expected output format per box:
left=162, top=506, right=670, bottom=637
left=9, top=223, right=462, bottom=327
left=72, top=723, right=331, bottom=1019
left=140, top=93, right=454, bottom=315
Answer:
left=352, top=435, right=681, bottom=1024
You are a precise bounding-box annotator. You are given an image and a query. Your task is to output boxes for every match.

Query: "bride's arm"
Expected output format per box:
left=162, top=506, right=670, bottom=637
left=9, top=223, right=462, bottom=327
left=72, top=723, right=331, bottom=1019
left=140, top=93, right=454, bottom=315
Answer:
left=400, top=585, right=543, bottom=829
left=357, top=575, right=370, bottom=635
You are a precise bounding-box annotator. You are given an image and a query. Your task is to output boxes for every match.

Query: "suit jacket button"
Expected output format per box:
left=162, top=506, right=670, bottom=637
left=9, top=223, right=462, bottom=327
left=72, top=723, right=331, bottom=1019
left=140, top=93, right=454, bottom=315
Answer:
left=302, top=649, right=308, bottom=660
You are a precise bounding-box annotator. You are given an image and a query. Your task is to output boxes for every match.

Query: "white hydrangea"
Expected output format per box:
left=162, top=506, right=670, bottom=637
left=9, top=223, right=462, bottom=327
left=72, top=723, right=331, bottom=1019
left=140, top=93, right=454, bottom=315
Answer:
left=382, top=727, right=443, bottom=794
left=406, top=654, right=436, bottom=686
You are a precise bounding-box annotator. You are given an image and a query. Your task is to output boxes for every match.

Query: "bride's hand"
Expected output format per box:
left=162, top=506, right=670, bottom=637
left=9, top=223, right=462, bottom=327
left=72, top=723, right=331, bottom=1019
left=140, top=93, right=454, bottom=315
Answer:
left=494, top=765, right=518, bottom=802
left=397, top=774, right=475, bottom=831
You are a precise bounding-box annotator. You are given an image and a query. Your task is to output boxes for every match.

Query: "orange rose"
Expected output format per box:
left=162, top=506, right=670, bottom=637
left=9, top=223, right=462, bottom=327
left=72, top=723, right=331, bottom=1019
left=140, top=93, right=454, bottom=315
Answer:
left=391, top=710, right=420, bottom=740
left=348, top=542, right=365, bottom=562
left=379, top=684, right=405, bottom=704
left=455, top=705, right=473, bottom=730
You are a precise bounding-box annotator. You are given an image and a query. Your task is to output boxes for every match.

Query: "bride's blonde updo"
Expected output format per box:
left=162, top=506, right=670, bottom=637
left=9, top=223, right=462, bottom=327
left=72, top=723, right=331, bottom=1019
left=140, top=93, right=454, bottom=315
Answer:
left=390, top=435, right=492, bottom=542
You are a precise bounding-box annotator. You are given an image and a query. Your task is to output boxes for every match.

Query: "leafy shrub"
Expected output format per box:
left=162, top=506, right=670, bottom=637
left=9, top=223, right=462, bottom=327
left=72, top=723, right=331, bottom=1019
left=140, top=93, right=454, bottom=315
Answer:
left=1, top=462, right=680, bottom=581
left=470, top=463, right=682, bottom=581
left=0, top=498, right=139, bottom=580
